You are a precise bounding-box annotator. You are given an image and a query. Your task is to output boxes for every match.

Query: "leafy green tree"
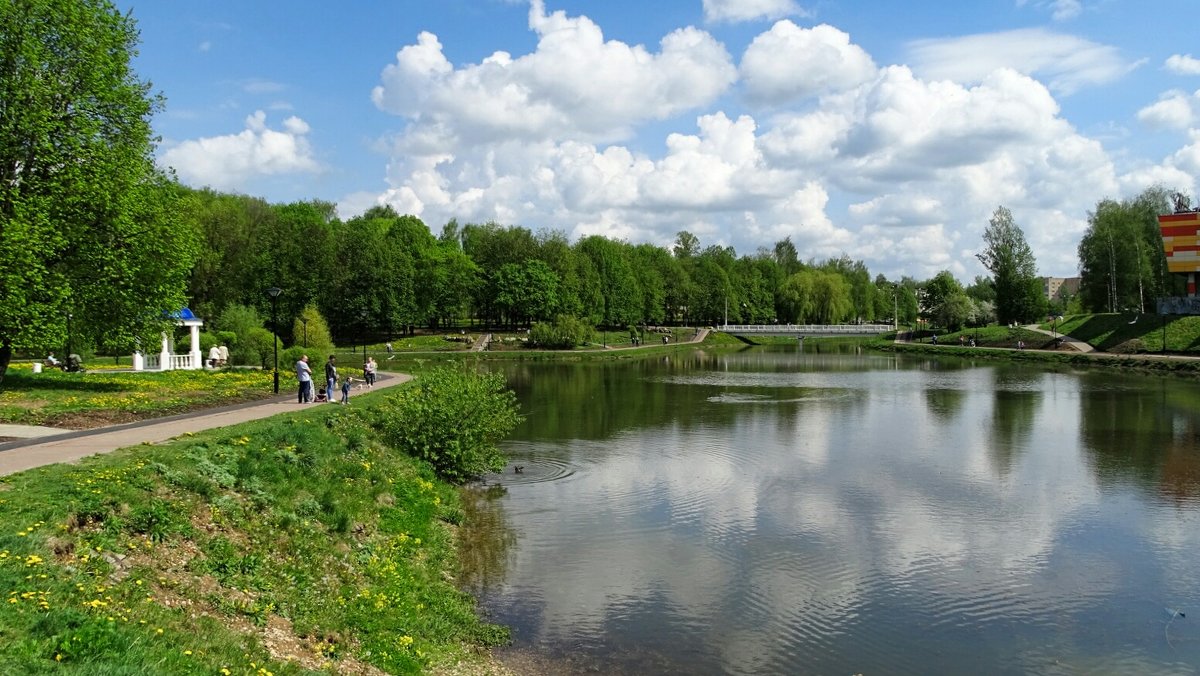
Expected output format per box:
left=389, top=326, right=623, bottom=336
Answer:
left=214, top=304, right=264, bottom=365
left=811, top=270, right=853, bottom=324
left=577, top=236, right=640, bottom=327
left=292, top=304, right=333, bottom=352
left=0, top=0, right=197, bottom=380
left=778, top=270, right=815, bottom=323
left=631, top=244, right=669, bottom=325
left=965, top=275, right=996, bottom=303
left=495, top=260, right=560, bottom=326
left=922, top=270, right=963, bottom=317
left=977, top=206, right=1041, bottom=324
left=673, top=230, right=700, bottom=259
left=773, top=237, right=801, bottom=277
left=935, top=292, right=975, bottom=331
left=1078, top=187, right=1176, bottom=313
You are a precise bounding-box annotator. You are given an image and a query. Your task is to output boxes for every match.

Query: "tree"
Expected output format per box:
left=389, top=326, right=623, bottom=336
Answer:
left=1078, top=187, right=1176, bottom=313
left=0, top=0, right=197, bottom=380
left=977, top=206, right=1041, bottom=324
left=922, top=270, right=963, bottom=323
left=935, top=293, right=975, bottom=331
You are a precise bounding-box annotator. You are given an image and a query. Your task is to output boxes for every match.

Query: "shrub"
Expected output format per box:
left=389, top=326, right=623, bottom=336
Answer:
left=529, top=314, right=595, bottom=349
left=375, top=366, right=522, bottom=482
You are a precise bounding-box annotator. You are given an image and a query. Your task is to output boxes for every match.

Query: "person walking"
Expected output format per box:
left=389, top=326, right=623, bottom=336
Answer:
left=324, top=355, right=338, bottom=404
left=295, top=355, right=312, bottom=403
left=364, top=357, right=377, bottom=387
left=340, top=374, right=353, bottom=404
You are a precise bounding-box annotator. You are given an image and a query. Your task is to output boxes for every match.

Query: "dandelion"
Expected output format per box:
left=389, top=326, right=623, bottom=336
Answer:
left=183, top=650, right=192, bottom=656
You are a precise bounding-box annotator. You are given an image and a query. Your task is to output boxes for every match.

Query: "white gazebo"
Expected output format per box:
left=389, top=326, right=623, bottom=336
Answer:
left=132, top=308, right=204, bottom=371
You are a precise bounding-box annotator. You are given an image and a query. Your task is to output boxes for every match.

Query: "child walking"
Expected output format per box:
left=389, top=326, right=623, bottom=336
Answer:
left=340, top=374, right=353, bottom=404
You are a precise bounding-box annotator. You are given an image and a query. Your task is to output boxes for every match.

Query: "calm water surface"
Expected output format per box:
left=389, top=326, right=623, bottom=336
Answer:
left=460, top=346, right=1200, bottom=675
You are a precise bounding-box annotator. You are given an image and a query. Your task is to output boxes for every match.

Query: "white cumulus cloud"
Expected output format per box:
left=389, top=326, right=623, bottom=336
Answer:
left=1166, top=54, right=1200, bottom=76
left=371, top=0, right=736, bottom=144
left=1137, top=90, right=1200, bottom=130
left=160, top=110, right=319, bottom=190
left=740, top=22, right=876, bottom=104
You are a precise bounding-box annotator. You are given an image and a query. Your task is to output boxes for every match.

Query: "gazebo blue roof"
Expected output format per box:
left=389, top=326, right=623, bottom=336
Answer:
left=166, top=308, right=198, bottom=320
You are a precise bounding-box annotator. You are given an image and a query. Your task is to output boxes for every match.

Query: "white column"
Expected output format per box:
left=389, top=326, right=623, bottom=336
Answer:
left=159, top=332, right=171, bottom=371
left=188, top=322, right=202, bottom=370
left=132, top=351, right=144, bottom=371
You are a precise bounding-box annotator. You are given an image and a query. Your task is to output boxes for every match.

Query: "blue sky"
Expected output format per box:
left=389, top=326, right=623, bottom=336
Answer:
left=122, top=0, right=1200, bottom=280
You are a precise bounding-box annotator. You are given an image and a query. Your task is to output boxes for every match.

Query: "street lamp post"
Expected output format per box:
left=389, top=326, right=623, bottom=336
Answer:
left=302, top=318, right=308, bottom=348
left=893, top=285, right=899, bottom=331
left=360, top=310, right=369, bottom=368
left=267, top=287, right=282, bottom=394
left=66, top=312, right=73, bottom=363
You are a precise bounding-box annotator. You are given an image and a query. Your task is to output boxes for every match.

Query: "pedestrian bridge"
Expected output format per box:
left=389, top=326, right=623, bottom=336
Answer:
left=721, top=324, right=894, bottom=337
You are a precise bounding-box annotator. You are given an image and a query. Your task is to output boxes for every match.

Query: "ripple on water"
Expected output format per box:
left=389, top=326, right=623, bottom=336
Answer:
left=485, top=455, right=577, bottom=486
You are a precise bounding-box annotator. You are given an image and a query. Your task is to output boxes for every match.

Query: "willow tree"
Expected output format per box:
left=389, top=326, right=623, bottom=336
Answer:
left=0, top=0, right=196, bottom=380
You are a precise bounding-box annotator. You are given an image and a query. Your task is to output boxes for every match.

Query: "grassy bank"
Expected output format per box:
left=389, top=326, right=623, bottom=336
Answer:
left=0, top=385, right=510, bottom=674
left=0, top=367, right=281, bottom=430
left=1051, top=313, right=1200, bottom=354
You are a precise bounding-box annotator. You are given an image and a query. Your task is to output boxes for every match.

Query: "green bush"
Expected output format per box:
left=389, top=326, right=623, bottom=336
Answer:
left=374, top=366, right=522, bottom=482
left=529, top=314, right=595, bottom=349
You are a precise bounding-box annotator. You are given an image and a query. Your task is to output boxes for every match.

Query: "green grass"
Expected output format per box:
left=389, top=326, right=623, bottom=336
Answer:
left=1051, top=313, right=1200, bottom=354
left=0, top=367, right=281, bottom=429
left=0, top=387, right=508, bottom=674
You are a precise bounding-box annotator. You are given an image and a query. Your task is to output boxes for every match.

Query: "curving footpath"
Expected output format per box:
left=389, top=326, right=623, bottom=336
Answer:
left=1022, top=324, right=1094, bottom=352
left=0, top=373, right=411, bottom=477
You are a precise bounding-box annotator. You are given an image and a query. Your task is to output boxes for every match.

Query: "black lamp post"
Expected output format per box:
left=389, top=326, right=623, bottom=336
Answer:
left=267, top=287, right=282, bottom=394
left=360, top=310, right=369, bottom=367
left=66, top=312, right=73, bottom=362
left=302, top=318, right=308, bottom=348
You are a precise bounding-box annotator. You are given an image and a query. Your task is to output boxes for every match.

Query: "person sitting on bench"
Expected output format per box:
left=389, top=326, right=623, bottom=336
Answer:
left=45, top=353, right=60, bottom=367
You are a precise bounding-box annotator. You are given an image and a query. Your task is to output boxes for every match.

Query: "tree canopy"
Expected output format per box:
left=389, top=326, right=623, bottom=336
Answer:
left=0, top=0, right=197, bottom=381
left=977, top=206, right=1044, bottom=324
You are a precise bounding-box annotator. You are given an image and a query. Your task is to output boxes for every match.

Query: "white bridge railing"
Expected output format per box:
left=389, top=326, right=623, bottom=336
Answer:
left=722, top=324, right=893, bottom=335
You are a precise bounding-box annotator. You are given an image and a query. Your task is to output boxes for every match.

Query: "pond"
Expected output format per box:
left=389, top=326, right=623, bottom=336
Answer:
left=460, top=346, right=1200, bottom=675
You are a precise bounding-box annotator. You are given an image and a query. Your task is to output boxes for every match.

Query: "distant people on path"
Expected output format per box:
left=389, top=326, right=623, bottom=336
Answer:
left=45, top=353, right=60, bottom=368
left=295, top=354, right=312, bottom=403
left=208, top=345, right=221, bottom=368
left=385, top=342, right=394, bottom=359
left=931, top=335, right=938, bottom=345
left=364, top=357, right=377, bottom=387
left=325, top=355, right=338, bottom=404
left=340, top=374, right=353, bottom=404
left=218, top=344, right=229, bottom=366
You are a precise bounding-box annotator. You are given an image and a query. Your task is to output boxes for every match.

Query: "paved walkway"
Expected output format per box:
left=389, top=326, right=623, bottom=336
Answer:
left=0, top=373, right=410, bottom=477
left=1022, top=324, right=1094, bottom=352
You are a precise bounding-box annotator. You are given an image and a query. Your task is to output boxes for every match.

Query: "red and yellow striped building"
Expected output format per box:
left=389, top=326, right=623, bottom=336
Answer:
left=1160, top=211, right=1200, bottom=274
